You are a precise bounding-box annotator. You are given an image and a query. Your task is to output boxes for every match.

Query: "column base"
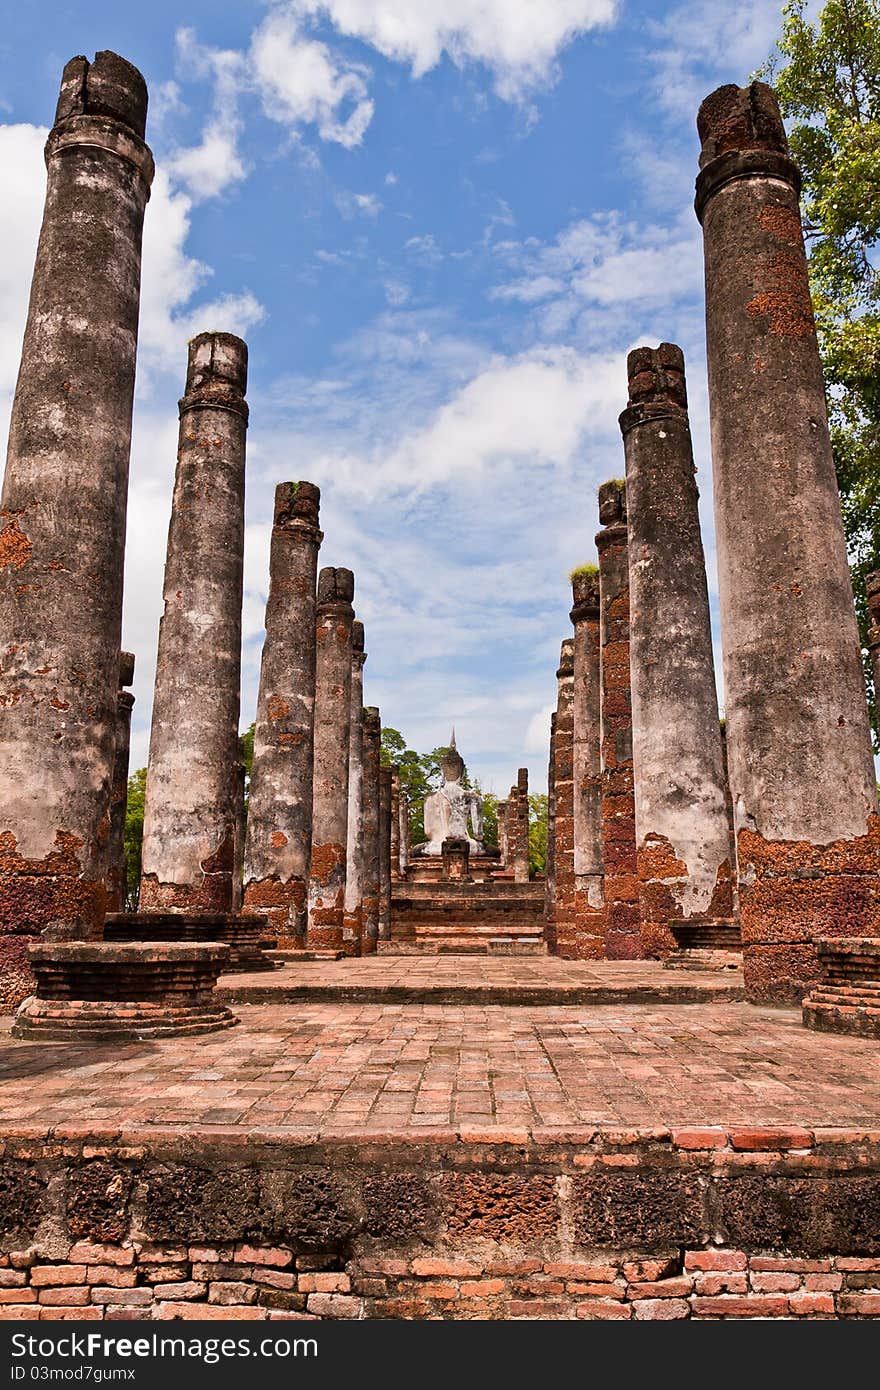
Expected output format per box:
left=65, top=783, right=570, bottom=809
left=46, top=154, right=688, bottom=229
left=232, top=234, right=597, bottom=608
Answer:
left=664, top=918, right=742, bottom=971
left=12, top=942, right=237, bottom=1042
left=802, top=938, right=880, bottom=1039
left=104, top=911, right=277, bottom=971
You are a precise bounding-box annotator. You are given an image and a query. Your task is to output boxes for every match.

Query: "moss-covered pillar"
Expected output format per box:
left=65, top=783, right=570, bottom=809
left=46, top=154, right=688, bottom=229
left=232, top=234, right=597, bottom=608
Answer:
left=307, top=567, right=354, bottom=949
left=140, top=334, right=248, bottom=913
left=105, top=653, right=136, bottom=914
left=552, top=640, right=577, bottom=955
left=361, top=707, right=381, bottom=954
left=621, top=344, right=735, bottom=955
left=243, top=482, right=322, bottom=945
left=0, top=52, right=153, bottom=996
left=597, top=479, right=641, bottom=958
left=342, top=621, right=366, bottom=956
left=378, top=765, right=393, bottom=940
left=696, top=82, right=880, bottom=1003
left=569, top=569, right=604, bottom=957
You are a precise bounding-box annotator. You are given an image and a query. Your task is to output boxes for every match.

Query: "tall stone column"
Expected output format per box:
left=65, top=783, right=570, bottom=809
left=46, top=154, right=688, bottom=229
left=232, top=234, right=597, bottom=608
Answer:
left=140, top=333, right=248, bottom=913
left=696, top=82, right=880, bottom=1003
left=544, top=717, right=557, bottom=950
left=0, top=52, right=153, bottom=987
left=105, top=653, right=136, bottom=914
left=867, top=572, right=880, bottom=708
left=378, top=766, right=393, bottom=940
left=307, top=567, right=354, bottom=949
left=498, top=799, right=510, bottom=868
left=243, top=482, right=322, bottom=945
left=570, top=569, right=605, bottom=957
left=361, top=707, right=381, bottom=954
left=552, top=641, right=579, bottom=955
left=511, top=769, right=530, bottom=884
left=231, top=759, right=246, bottom=913
left=621, top=344, right=735, bottom=956
left=597, top=479, right=641, bottom=958
left=390, top=768, right=402, bottom=881
left=342, top=621, right=366, bottom=956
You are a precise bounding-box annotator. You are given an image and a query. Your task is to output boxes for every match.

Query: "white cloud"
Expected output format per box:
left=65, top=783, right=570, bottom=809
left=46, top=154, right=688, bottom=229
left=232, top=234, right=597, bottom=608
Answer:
left=167, top=29, right=247, bottom=202
left=290, top=0, right=619, bottom=101
left=250, top=8, right=374, bottom=148
left=0, top=123, right=46, bottom=427
left=334, top=189, right=382, bottom=218
left=645, top=0, right=783, bottom=118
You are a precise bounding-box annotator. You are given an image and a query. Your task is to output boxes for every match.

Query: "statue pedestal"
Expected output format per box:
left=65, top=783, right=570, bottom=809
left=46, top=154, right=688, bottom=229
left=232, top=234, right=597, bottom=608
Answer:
left=442, top=837, right=471, bottom=882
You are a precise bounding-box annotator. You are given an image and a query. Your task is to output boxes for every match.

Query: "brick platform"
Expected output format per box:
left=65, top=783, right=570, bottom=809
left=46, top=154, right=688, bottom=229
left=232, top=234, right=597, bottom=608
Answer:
left=105, top=912, right=277, bottom=972
left=2, top=993, right=880, bottom=1318
left=803, top=938, right=880, bottom=1039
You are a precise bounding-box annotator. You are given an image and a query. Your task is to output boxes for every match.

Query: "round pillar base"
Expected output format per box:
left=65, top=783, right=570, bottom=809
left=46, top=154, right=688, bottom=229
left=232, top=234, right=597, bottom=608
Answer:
left=104, top=912, right=277, bottom=972
left=802, top=938, right=880, bottom=1039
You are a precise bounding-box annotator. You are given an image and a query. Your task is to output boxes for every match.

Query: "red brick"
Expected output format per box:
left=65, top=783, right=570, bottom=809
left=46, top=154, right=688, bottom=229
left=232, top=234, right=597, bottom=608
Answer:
left=39, top=1288, right=90, bottom=1306
left=545, top=1263, right=617, bottom=1281
left=30, top=1265, right=87, bottom=1288
left=208, top=1282, right=257, bottom=1306
left=693, top=1273, right=748, bottom=1295
left=839, top=1293, right=880, bottom=1315
left=0, top=1306, right=40, bottom=1319
left=622, top=1256, right=679, bottom=1282
left=691, top=1295, right=790, bottom=1317
left=486, top=1260, right=542, bottom=1276
left=305, top=1294, right=362, bottom=1318
left=155, top=1303, right=266, bottom=1320
left=255, top=1270, right=297, bottom=1290
left=411, top=1259, right=482, bottom=1278
left=459, top=1280, right=505, bottom=1297
left=157, top=1282, right=206, bottom=1300
left=787, top=1292, right=835, bottom=1315
left=576, top=1300, right=632, bottom=1319
left=87, top=1266, right=137, bottom=1287
left=837, top=1259, right=880, bottom=1272
left=728, top=1127, right=812, bottom=1151
left=565, top=1282, right=626, bottom=1299
left=234, top=1245, right=292, bottom=1267
left=750, top=1273, right=800, bottom=1293
left=632, top=1299, right=690, bottom=1320
left=804, top=1274, right=842, bottom=1292
left=750, top=1257, right=832, bottom=1272
left=684, top=1250, right=747, bottom=1272
left=627, top=1277, right=693, bottom=1300
left=415, top=1283, right=458, bottom=1300
left=506, top=1300, right=568, bottom=1318
left=671, top=1128, right=728, bottom=1150
left=297, top=1273, right=350, bottom=1293
left=0, top=1271, right=27, bottom=1288
left=361, top=1258, right=408, bottom=1276
left=91, top=1288, right=152, bottom=1306
left=39, top=1307, right=103, bottom=1321
left=0, top=1289, right=36, bottom=1304
left=69, top=1242, right=134, bottom=1266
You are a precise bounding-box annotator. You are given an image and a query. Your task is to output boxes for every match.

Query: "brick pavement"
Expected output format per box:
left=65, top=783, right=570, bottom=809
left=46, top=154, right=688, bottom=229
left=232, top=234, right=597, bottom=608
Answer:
left=1, top=998, right=879, bottom=1135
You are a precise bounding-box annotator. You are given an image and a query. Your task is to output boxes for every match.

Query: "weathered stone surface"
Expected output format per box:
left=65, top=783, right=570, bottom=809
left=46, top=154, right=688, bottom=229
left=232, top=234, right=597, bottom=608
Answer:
left=105, top=654, right=135, bottom=913
left=361, top=708, right=381, bottom=955
left=307, top=568, right=354, bottom=949
left=140, top=333, right=249, bottom=914
left=244, top=482, right=322, bottom=946
left=343, top=621, right=366, bottom=956
left=569, top=572, right=605, bottom=958
left=867, top=571, right=880, bottom=718
left=621, top=345, right=735, bottom=958
left=390, top=767, right=402, bottom=881
left=544, top=716, right=557, bottom=951
left=378, top=766, right=393, bottom=939
left=597, top=479, right=641, bottom=958
left=696, top=82, right=880, bottom=1004
left=552, top=640, right=581, bottom=957
left=0, top=52, right=153, bottom=1008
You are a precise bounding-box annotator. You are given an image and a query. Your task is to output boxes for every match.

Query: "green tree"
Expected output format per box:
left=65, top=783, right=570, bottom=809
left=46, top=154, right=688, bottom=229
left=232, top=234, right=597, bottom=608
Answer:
left=240, top=721, right=255, bottom=781
left=528, top=793, right=548, bottom=875
left=122, top=766, right=146, bottom=909
left=380, top=726, right=435, bottom=844
left=760, top=0, right=880, bottom=741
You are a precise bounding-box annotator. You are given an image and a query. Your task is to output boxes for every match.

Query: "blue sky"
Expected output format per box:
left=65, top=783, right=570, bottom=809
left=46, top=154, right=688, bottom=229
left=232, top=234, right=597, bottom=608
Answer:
left=0, top=0, right=792, bottom=793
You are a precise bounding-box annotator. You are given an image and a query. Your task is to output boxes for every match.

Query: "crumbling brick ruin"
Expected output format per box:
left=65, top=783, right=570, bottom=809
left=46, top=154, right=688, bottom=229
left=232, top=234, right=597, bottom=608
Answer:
left=0, top=54, right=879, bottom=1323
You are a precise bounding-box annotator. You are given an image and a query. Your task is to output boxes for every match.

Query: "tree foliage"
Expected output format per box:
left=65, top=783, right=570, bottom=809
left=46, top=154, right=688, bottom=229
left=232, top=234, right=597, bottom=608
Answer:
left=760, top=0, right=880, bottom=740
left=122, top=766, right=146, bottom=909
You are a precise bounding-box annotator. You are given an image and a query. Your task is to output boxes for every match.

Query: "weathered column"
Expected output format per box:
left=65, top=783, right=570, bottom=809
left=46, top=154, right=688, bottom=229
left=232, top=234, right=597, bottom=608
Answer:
left=570, top=569, right=605, bottom=957
left=0, top=52, right=154, bottom=990
left=512, top=769, right=530, bottom=884
left=544, top=718, right=557, bottom=950
left=361, top=707, right=381, bottom=954
left=378, top=765, right=393, bottom=939
left=498, top=799, right=510, bottom=868
left=597, top=479, right=641, bottom=958
left=398, top=789, right=410, bottom=877
left=868, top=572, right=880, bottom=709
left=231, top=759, right=246, bottom=913
left=243, top=482, right=322, bottom=945
left=552, top=641, right=578, bottom=955
left=696, top=82, right=880, bottom=1003
left=140, top=333, right=248, bottom=913
left=105, top=653, right=136, bottom=914
left=342, top=621, right=366, bottom=956
left=621, top=344, right=735, bottom=956
left=390, top=768, right=402, bottom=881
left=307, top=567, right=354, bottom=949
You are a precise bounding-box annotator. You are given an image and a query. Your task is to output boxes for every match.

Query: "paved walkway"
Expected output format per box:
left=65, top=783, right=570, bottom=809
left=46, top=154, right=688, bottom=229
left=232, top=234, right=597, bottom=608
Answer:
left=221, top=956, right=744, bottom=1005
left=1, top=998, right=878, bottom=1136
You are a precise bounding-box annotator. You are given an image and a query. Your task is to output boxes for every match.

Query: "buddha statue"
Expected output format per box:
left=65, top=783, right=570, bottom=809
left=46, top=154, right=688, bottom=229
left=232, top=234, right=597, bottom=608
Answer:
left=413, top=731, right=486, bottom=856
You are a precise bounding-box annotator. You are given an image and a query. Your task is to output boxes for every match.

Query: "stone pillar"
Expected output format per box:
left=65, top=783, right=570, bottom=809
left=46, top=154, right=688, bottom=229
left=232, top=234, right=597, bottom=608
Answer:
left=696, top=82, right=880, bottom=1004
left=498, top=799, right=510, bottom=868
left=868, top=572, right=880, bottom=709
left=231, top=759, right=246, bottom=914
left=378, top=765, right=393, bottom=940
left=544, top=717, right=557, bottom=950
left=342, top=621, right=366, bottom=956
left=361, top=707, right=381, bottom=954
left=307, top=567, right=354, bottom=949
left=552, top=641, right=579, bottom=956
left=512, top=769, right=530, bottom=884
left=140, top=333, right=248, bottom=913
left=390, top=768, right=402, bottom=881
left=105, top=653, right=136, bottom=914
left=570, top=570, right=605, bottom=957
left=597, top=479, right=641, bottom=958
left=0, top=52, right=153, bottom=993
left=243, top=482, right=322, bottom=945
left=621, top=344, right=735, bottom=956
left=398, top=789, right=410, bottom=877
